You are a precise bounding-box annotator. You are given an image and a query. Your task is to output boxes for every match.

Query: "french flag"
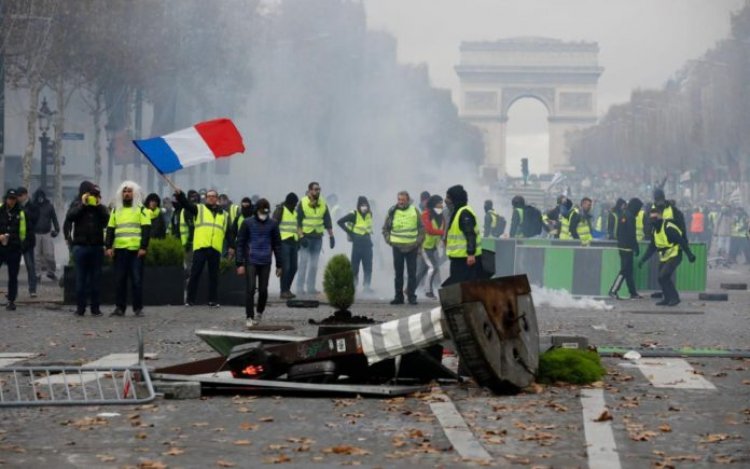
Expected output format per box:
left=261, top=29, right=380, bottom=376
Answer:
left=133, top=118, right=245, bottom=174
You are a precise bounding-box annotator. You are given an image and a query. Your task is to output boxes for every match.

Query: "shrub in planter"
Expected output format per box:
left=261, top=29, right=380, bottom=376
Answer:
left=323, top=254, right=355, bottom=318
left=537, top=348, right=605, bottom=385
left=145, top=235, right=184, bottom=266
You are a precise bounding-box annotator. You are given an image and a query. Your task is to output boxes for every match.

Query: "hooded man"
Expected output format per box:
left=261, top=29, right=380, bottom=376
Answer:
left=178, top=187, right=233, bottom=307
left=31, top=188, right=60, bottom=281
left=63, top=181, right=110, bottom=316
left=0, top=189, right=27, bottom=310
left=272, top=193, right=299, bottom=298
left=558, top=198, right=574, bottom=240
left=609, top=197, right=643, bottom=300
left=382, top=191, right=424, bottom=304
left=608, top=198, right=627, bottom=241
left=337, top=196, right=374, bottom=292
left=105, top=181, right=151, bottom=317
left=483, top=199, right=505, bottom=238
left=144, top=193, right=167, bottom=239
left=639, top=207, right=696, bottom=306
left=443, top=185, right=484, bottom=286
left=230, top=197, right=254, bottom=246
left=16, top=187, right=39, bottom=297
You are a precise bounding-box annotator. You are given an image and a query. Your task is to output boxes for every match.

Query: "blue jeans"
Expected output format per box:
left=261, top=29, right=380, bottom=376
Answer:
left=280, top=240, right=298, bottom=293
left=297, top=236, right=322, bottom=293
left=114, top=249, right=144, bottom=311
left=23, top=248, right=37, bottom=294
left=73, top=245, right=104, bottom=312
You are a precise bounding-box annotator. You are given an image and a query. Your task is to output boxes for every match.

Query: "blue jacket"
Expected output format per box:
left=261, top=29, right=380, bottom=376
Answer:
left=235, top=216, right=282, bottom=266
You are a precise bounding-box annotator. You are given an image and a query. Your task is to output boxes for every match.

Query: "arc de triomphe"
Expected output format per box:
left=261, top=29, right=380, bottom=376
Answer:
left=455, top=37, right=603, bottom=180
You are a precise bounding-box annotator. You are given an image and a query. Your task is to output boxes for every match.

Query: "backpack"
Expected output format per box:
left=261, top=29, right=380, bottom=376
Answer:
left=491, top=213, right=506, bottom=237
left=522, top=205, right=544, bottom=237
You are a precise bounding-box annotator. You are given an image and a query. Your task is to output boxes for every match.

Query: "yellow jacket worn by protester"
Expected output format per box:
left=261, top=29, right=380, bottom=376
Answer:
left=382, top=204, right=423, bottom=252
left=105, top=205, right=151, bottom=251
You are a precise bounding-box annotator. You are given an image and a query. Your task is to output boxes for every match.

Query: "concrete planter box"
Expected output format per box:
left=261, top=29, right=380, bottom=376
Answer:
left=63, top=265, right=185, bottom=306
left=193, top=270, right=245, bottom=306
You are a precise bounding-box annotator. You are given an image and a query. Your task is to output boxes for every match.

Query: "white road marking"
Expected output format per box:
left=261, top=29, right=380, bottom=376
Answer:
left=622, top=358, right=716, bottom=389
left=0, top=353, right=37, bottom=367
left=429, top=392, right=492, bottom=461
left=581, top=389, right=621, bottom=469
left=33, top=353, right=156, bottom=385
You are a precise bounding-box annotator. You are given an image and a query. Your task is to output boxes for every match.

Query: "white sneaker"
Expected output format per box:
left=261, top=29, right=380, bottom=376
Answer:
left=246, top=318, right=259, bottom=328
left=255, top=313, right=263, bottom=323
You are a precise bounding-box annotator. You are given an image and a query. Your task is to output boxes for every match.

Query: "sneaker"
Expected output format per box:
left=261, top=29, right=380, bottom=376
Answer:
left=90, top=308, right=103, bottom=317
left=655, top=299, right=669, bottom=306
left=424, top=291, right=436, bottom=299
left=651, top=292, right=663, bottom=299
left=46, top=272, right=57, bottom=280
left=608, top=291, right=619, bottom=300
left=666, top=299, right=681, bottom=307
left=629, top=294, right=644, bottom=300
left=30, top=292, right=37, bottom=298
left=133, top=308, right=144, bottom=317
left=109, top=308, right=125, bottom=317
left=408, top=297, right=418, bottom=305
left=246, top=318, right=259, bottom=328
left=6, top=302, right=16, bottom=311
left=280, top=291, right=293, bottom=299
left=184, top=302, right=194, bottom=307
left=390, top=298, right=405, bottom=305
left=208, top=302, right=221, bottom=308
left=74, top=308, right=85, bottom=316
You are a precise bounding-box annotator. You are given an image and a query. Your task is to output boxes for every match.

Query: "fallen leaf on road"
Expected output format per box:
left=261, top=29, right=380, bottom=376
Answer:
left=96, top=454, right=116, bottom=462
left=629, top=431, right=657, bottom=441
left=239, top=422, right=259, bottom=431
left=163, top=447, right=184, bottom=456
left=232, top=440, right=251, bottom=446
left=268, top=444, right=288, bottom=451
left=138, top=461, right=167, bottom=469
left=323, top=445, right=371, bottom=456
left=715, top=455, right=734, bottom=464
left=263, top=454, right=291, bottom=464
left=659, top=424, right=672, bottom=433
left=545, top=402, right=568, bottom=412
left=700, top=433, right=730, bottom=443
left=63, top=417, right=109, bottom=430
left=742, top=380, right=750, bottom=385
left=503, top=454, right=531, bottom=464
left=259, top=416, right=274, bottom=422
left=191, top=422, right=209, bottom=427
left=236, top=407, right=251, bottom=413
left=594, top=410, right=613, bottom=422
left=216, top=459, right=236, bottom=467
left=286, top=437, right=314, bottom=445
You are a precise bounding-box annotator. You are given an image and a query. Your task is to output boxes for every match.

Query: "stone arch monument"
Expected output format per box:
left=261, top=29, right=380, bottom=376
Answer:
left=455, top=37, right=603, bottom=180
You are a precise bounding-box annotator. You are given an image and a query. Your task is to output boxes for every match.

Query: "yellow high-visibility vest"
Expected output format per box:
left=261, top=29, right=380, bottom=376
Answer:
left=349, top=210, right=373, bottom=236
left=636, top=209, right=645, bottom=241
left=423, top=217, right=440, bottom=250
left=559, top=211, right=572, bottom=240
left=572, top=208, right=592, bottom=244
left=446, top=206, right=482, bottom=258
left=389, top=206, right=419, bottom=245
left=192, top=205, right=227, bottom=253
left=654, top=221, right=682, bottom=262
left=279, top=206, right=299, bottom=241
left=300, top=196, right=327, bottom=235
left=108, top=205, right=150, bottom=250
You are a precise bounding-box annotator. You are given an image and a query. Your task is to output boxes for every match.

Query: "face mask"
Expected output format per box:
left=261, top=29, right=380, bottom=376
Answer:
left=258, top=213, right=268, bottom=221
left=359, top=206, right=368, bottom=213
left=434, top=208, right=443, bottom=215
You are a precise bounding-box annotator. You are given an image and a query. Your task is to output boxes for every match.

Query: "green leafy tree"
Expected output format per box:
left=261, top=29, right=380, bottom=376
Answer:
left=323, top=254, right=355, bottom=313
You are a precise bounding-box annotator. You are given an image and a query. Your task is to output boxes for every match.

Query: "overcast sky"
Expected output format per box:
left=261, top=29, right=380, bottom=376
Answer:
left=363, top=0, right=744, bottom=174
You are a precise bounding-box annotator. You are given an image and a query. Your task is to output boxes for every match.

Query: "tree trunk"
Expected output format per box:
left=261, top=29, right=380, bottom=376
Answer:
left=22, top=81, right=42, bottom=189
left=93, top=90, right=103, bottom=185
left=53, top=77, right=65, bottom=209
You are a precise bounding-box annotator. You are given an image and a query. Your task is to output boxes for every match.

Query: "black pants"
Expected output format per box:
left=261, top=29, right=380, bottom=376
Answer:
left=611, top=249, right=638, bottom=296
left=445, top=256, right=483, bottom=287
left=280, top=240, right=298, bottom=293
left=392, top=247, right=417, bottom=301
left=245, top=263, right=271, bottom=319
left=114, top=249, right=144, bottom=311
left=186, top=248, right=220, bottom=304
left=658, top=254, right=682, bottom=302
left=0, top=248, right=22, bottom=303
left=351, top=241, right=373, bottom=288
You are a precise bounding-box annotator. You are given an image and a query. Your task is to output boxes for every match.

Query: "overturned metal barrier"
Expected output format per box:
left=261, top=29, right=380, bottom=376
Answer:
left=0, top=329, right=155, bottom=407
left=440, top=275, right=539, bottom=394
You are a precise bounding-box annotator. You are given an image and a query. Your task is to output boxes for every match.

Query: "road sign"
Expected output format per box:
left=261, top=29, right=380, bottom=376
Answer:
left=62, top=132, right=84, bottom=141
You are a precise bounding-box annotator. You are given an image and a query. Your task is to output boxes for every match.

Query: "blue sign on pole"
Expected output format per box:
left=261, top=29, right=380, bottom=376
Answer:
left=62, top=132, right=85, bottom=141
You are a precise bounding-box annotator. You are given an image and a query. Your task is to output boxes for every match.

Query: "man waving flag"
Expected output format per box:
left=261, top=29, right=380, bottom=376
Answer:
left=133, top=118, right=245, bottom=174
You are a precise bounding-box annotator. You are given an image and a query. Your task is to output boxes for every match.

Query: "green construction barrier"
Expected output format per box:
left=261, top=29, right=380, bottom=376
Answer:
left=483, top=238, right=707, bottom=295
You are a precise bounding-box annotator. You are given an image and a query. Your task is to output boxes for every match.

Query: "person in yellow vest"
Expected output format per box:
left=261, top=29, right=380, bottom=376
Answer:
left=443, top=185, right=485, bottom=285
left=635, top=208, right=646, bottom=242
left=728, top=208, right=749, bottom=265
left=558, top=198, right=574, bottom=240
left=105, top=181, right=151, bottom=317
left=607, top=198, right=626, bottom=241
left=337, top=196, right=374, bottom=292
left=417, top=195, right=445, bottom=298
left=382, top=191, right=424, bottom=305
left=483, top=199, right=505, bottom=238
left=509, top=195, right=526, bottom=238
left=229, top=197, right=253, bottom=253
left=296, top=182, right=334, bottom=295
left=0, top=189, right=27, bottom=311
left=272, top=193, right=299, bottom=299
left=569, top=197, right=593, bottom=245
left=144, top=193, right=167, bottom=239
left=638, top=208, right=696, bottom=306
left=177, top=188, right=233, bottom=307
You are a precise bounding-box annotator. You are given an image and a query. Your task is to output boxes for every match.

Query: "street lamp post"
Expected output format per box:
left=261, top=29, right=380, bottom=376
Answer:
left=37, top=97, right=55, bottom=193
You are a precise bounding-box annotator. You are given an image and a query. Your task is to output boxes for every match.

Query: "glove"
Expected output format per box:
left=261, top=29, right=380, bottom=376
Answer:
left=687, top=252, right=696, bottom=263
left=329, top=236, right=335, bottom=249
left=300, top=237, right=309, bottom=248
left=637, top=260, right=645, bottom=270
left=51, top=231, right=59, bottom=238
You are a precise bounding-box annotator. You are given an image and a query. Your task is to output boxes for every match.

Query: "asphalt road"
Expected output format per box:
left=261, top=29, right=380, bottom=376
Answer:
left=0, top=263, right=748, bottom=468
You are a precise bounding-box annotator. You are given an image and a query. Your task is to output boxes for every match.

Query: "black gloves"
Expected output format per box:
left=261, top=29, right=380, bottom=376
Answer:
left=687, top=252, right=696, bottom=263
left=51, top=230, right=59, bottom=238
left=329, top=236, right=335, bottom=249
left=637, top=259, right=645, bottom=269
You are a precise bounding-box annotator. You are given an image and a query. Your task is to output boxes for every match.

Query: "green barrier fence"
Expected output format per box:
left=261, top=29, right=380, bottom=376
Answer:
left=483, top=238, right=707, bottom=295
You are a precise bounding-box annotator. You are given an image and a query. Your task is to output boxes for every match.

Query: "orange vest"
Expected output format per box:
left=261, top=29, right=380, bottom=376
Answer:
left=690, top=211, right=704, bottom=233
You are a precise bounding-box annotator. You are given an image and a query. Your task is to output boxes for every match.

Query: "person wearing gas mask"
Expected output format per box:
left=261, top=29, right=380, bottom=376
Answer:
left=417, top=195, right=445, bottom=298
left=337, top=196, right=374, bottom=292
left=638, top=207, right=696, bottom=306
left=63, top=181, right=110, bottom=316
left=236, top=198, right=282, bottom=328
left=273, top=193, right=299, bottom=299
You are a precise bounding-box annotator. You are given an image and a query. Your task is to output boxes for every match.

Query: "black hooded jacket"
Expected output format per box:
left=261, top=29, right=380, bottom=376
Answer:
left=0, top=199, right=27, bottom=250
left=617, top=198, right=642, bottom=253
left=32, top=189, right=59, bottom=235
left=337, top=196, right=372, bottom=245
left=446, top=185, right=479, bottom=256
left=272, top=193, right=299, bottom=244
left=63, top=181, right=110, bottom=246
